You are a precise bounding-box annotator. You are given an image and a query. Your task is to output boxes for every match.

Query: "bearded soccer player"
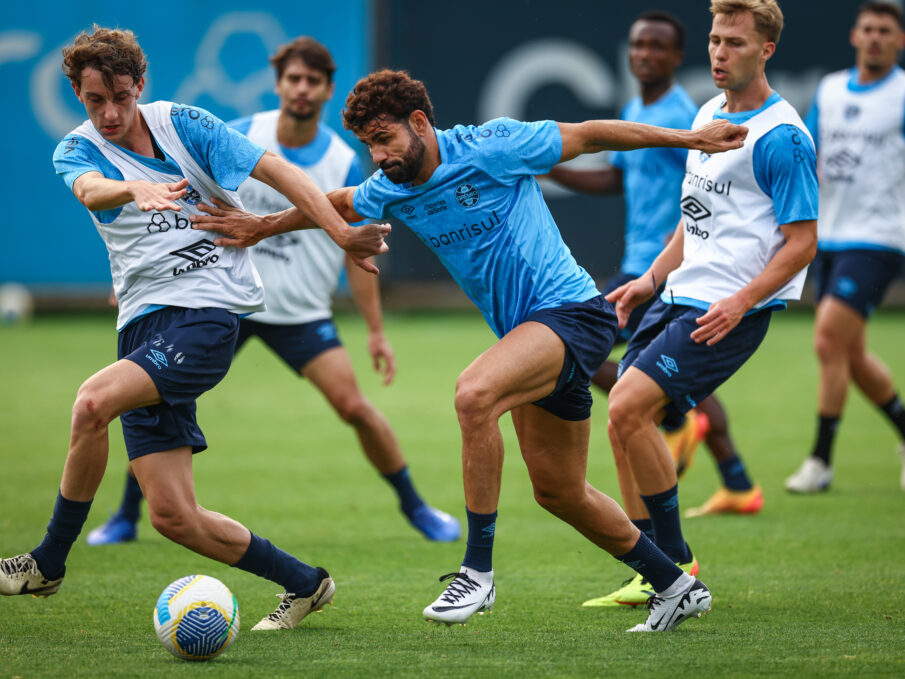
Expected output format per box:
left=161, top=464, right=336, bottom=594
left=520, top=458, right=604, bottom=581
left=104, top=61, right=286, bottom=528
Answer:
left=85, top=36, right=459, bottom=547
left=786, top=1, right=905, bottom=493
left=192, top=70, right=747, bottom=630
left=0, top=26, right=389, bottom=632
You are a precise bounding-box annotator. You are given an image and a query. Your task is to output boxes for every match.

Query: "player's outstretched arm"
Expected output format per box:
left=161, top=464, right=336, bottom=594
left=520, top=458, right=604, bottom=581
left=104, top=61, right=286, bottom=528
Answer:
left=73, top=172, right=188, bottom=212
left=250, top=152, right=391, bottom=272
left=691, top=220, right=817, bottom=346
left=346, top=254, right=396, bottom=385
left=558, top=119, right=747, bottom=163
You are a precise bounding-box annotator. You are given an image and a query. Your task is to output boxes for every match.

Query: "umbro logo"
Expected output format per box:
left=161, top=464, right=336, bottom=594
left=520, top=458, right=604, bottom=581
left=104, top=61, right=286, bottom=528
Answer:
left=145, top=348, right=169, bottom=370
left=170, top=239, right=220, bottom=277
left=656, top=354, right=679, bottom=377
left=680, top=196, right=711, bottom=222
left=825, top=149, right=860, bottom=175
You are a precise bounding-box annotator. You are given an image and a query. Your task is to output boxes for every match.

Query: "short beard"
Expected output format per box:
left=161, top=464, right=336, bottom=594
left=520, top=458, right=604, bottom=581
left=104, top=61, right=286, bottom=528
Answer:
left=380, top=125, right=426, bottom=184
left=284, top=106, right=316, bottom=122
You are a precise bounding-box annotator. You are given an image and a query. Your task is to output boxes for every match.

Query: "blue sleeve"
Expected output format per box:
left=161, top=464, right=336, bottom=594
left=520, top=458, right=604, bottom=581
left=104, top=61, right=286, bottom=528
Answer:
left=169, top=104, right=266, bottom=191
left=344, top=155, right=365, bottom=188
left=352, top=172, right=390, bottom=220
left=753, top=124, right=819, bottom=225
left=52, top=134, right=124, bottom=224
left=804, top=95, right=819, bottom=152
left=227, top=115, right=253, bottom=136
left=610, top=151, right=625, bottom=170
left=473, top=118, right=563, bottom=178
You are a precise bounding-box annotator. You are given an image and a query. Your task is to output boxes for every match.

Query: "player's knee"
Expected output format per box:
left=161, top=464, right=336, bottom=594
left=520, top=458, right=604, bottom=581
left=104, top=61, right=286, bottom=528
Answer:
left=532, top=479, right=582, bottom=517
left=813, top=329, right=843, bottom=364
left=454, top=378, right=495, bottom=424
left=607, top=392, right=640, bottom=435
left=71, top=384, right=112, bottom=432
left=334, top=393, right=371, bottom=425
left=148, top=504, right=197, bottom=544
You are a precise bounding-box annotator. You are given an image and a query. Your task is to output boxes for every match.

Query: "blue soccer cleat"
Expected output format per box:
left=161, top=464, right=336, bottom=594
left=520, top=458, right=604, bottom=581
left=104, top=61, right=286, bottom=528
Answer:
left=408, top=505, right=461, bottom=542
left=85, top=514, right=137, bottom=546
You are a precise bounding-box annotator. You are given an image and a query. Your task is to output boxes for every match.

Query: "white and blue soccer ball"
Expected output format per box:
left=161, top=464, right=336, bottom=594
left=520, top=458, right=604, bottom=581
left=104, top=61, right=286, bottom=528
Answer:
left=153, top=575, right=240, bottom=661
left=0, top=283, right=34, bottom=325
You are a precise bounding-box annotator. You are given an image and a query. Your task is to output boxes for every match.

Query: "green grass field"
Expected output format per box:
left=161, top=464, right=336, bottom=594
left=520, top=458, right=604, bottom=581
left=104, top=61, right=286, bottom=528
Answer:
left=1, top=310, right=904, bottom=678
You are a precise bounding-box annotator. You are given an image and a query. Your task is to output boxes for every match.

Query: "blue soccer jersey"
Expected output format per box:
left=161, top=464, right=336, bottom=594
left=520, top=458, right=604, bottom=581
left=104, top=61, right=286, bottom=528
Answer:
left=610, top=85, right=698, bottom=275
left=353, top=117, right=600, bottom=338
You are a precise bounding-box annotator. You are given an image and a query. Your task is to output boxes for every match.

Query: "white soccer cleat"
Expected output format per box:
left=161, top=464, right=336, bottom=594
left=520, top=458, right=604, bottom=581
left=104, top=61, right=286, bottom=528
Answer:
left=898, top=443, right=905, bottom=492
left=423, top=567, right=495, bottom=625
left=785, top=457, right=834, bottom=493
left=626, top=577, right=712, bottom=632
left=0, top=553, right=64, bottom=598
left=251, top=568, right=334, bottom=631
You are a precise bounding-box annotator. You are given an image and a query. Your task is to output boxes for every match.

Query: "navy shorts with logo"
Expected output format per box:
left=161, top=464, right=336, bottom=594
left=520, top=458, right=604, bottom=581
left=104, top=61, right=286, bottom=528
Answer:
left=236, top=317, right=343, bottom=373
left=619, top=298, right=772, bottom=426
left=812, top=248, right=905, bottom=318
left=526, top=294, right=619, bottom=421
left=601, top=271, right=661, bottom=345
left=118, top=306, right=239, bottom=460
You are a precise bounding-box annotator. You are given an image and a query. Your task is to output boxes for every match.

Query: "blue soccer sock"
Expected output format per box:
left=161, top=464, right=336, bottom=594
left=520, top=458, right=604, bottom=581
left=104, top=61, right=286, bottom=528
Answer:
left=616, top=532, right=684, bottom=593
left=631, top=518, right=656, bottom=542
left=718, top=455, right=754, bottom=491
left=117, top=471, right=144, bottom=523
left=382, top=466, right=425, bottom=518
left=231, top=532, right=322, bottom=596
left=31, top=490, right=93, bottom=580
left=641, top=485, right=692, bottom=564
left=461, top=508, right=496, bottom=572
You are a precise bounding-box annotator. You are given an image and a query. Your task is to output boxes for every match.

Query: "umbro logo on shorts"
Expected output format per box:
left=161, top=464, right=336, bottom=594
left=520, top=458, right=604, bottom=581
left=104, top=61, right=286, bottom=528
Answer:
left=656, top=354, right=679, bottom=378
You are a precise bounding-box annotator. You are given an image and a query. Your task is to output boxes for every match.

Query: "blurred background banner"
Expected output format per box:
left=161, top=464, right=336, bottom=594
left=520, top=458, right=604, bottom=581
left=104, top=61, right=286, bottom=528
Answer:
left=0, top=0, right=891, bottom=298
left=0, top=0, right=370, bottom=292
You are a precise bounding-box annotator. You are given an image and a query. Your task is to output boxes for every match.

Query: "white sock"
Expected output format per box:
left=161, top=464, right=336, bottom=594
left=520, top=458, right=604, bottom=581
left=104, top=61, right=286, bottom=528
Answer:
left=658, top=571, right=693, bottom=598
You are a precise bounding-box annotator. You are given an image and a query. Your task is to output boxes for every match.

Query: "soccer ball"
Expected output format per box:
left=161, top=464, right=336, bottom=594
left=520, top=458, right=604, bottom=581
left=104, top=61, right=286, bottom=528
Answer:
left=153, top=575, right=240, bottom=661
left=0, top=283, right=34, bottom=324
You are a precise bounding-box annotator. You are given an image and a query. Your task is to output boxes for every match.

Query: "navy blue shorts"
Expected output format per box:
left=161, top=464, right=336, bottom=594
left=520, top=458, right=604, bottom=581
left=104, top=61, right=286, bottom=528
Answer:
left=812, top=248, right=905, bottom=318
left=118, top=307, right=239, bottom=460
left=526, top=294, right=618, bottom=421
left=601, top=271, right=661, bottom=344
left=619, top=299, right=771, bottom=426
left=236, top=318, right=342, bottom=373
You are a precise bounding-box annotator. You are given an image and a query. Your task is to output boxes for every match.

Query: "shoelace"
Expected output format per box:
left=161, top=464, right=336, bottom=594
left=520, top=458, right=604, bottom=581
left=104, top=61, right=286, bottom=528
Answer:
left=266, top=592, right=298, bottom=621
left=436, top=572, right=481, bottom=604
left=0, top=555, right=38, bottom=577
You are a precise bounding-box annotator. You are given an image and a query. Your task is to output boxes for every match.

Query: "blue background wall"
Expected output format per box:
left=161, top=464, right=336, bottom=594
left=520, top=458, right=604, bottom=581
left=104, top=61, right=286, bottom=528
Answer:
left=0, top=1, right=370, bottom=289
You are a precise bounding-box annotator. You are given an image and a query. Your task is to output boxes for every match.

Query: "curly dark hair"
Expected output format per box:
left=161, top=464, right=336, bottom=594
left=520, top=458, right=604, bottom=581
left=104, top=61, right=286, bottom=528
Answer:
left=62, top=24, right=147, bottom=92
left=270, top=36, right=336, bottom=82
left=342, top=70, right=436, bottom=133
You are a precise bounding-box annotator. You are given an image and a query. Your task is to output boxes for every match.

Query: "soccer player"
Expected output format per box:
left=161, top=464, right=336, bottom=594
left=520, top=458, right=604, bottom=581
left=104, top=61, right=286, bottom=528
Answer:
left=549, top=12, right=763, bottom=608
left=192, top=70, right=747, bottom=630
left=85, top=37, right=459, bottom=546
left=0, top=26, right=390, bottom=632
left=585, top=0, right=818, bottom=603
left=785, top=1, right=905, bottom=493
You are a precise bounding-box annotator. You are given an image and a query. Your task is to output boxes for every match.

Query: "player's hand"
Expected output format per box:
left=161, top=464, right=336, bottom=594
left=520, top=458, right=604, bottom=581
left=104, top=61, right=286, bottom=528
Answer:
left=130, top=178, right=189, bottom=212
left=108, top=288, right=118, bottom=308
left=605, top=275, right=656, bottom=328
left=191, top=197, right=267, bottom=247
left=691, top=294, right=749, bottom=345
left=340, top=223, right=392, bottom=275
left=368, top=330, right=397, bottom=385
left=691, top=119, right=748, bottom=154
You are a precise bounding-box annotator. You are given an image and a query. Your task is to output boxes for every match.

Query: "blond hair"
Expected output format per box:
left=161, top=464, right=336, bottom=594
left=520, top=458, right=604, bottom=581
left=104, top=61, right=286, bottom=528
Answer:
left=710, top=0, right=784, bottom=43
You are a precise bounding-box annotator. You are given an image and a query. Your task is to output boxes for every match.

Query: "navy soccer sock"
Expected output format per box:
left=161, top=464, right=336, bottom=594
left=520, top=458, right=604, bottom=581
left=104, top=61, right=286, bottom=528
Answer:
left=616, top=532, right=684, bottom=593
left=30, top=490, right=93, bottom=580
left=631, top=518, right=656, bottom=542
left=717, top=455, right=754, bottom=491
left=117, top=471, right=144, bottom=523
left=811, top=414, right=840, bottom=465
left=382, top=466, right=425, bottom=517
left=640, top=485, right=692, bottom=564
left=879, top=395, right=905, bottom=440
left=231, top=532, right=322, bottom=596
left=461, top=508, right=496, bottom=572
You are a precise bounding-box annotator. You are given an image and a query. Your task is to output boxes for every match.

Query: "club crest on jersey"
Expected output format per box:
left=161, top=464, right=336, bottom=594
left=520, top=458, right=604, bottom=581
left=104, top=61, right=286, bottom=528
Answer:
left=455, top=184, right=480, bottom=207
left=844, top=104, right=860, bottom=121
left=183, top=185, right=202, bottom=205
left=170, top=239, right=220, bottom=276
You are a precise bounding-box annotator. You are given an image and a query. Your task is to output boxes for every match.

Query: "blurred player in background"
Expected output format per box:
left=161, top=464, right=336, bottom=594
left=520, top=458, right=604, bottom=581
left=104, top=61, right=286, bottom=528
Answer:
left=0, top=26, right=390, bottom=632
left=86, top=36, right=459, bottom=548
left=786, top=1, right=905, bottom=493
left=592, top=0, right=818, bottom=603
left=193, top=69, right=748, bottom=631
left=549, top=10, right=763, bottom=609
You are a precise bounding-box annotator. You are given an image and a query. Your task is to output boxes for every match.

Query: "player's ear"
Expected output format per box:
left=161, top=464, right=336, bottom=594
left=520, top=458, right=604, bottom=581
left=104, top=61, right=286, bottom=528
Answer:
left=135, top=76, right=145, bottom=99
left=409, top=110, right=430, bottom=135
left=761, top=41, right=775, bottom=61
left=71, top=80, right=82, bottom=100
left=326, top=80, right=336, bottom=101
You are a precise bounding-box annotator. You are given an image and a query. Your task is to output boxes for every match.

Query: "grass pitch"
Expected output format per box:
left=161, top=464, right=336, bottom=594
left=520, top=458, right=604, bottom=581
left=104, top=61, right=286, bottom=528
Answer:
left=0, top=310, right=904, bottom=678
